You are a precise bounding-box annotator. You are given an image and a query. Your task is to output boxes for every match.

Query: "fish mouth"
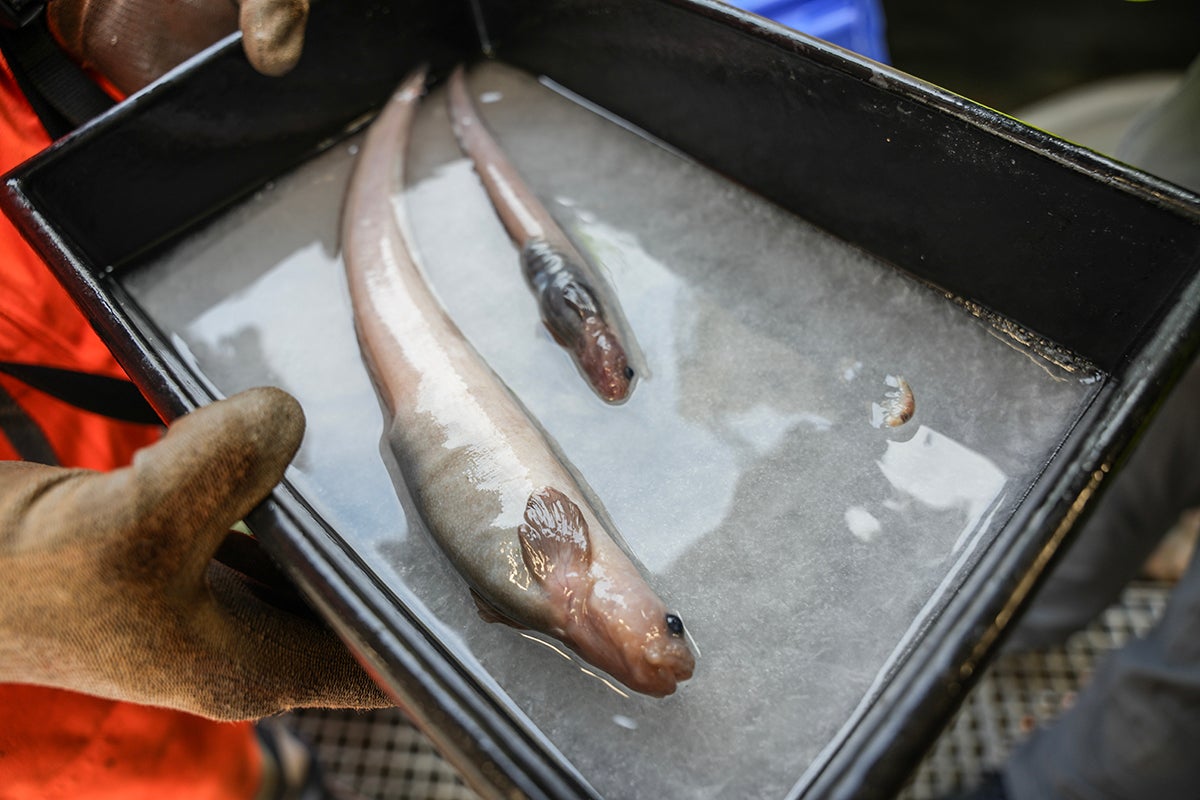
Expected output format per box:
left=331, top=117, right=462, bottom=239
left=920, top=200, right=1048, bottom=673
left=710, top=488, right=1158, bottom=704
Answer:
left=590, top=366, right=632, bottom=404
left=634, top=641, right=696, bottom=696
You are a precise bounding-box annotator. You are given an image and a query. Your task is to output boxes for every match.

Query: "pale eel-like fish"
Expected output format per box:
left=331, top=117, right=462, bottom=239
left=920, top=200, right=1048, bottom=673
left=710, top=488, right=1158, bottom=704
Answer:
left=341, top=68, right=695, bottom=697
left=446, top=65, right=637, bottom=403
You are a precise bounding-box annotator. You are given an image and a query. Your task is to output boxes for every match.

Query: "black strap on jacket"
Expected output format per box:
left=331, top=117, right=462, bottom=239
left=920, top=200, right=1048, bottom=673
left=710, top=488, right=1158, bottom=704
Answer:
left=0, top=362, right=160, bottom=425
left=0, top=3, right=115, bottom=139
left=0, top=379, right=58, bottom=463
left=0, top=361, right=160, bottom=464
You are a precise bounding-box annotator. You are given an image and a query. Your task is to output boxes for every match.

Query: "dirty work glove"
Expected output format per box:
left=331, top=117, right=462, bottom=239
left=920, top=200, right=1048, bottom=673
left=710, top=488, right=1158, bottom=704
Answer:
left=47, top=0, right=309, bottom=94
left=0, top=387, right=390, bottom=721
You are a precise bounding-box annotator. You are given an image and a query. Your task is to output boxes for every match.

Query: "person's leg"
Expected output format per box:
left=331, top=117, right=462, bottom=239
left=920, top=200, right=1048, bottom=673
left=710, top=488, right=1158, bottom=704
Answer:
left=1117, top=55, right=1200, bottom=195
left=1004, top=535, right=1200, bottom=798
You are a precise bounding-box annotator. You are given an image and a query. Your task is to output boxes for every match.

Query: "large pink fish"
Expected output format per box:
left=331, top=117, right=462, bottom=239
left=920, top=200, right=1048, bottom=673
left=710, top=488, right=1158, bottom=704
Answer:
left=341, top=69, right=694, bottom=696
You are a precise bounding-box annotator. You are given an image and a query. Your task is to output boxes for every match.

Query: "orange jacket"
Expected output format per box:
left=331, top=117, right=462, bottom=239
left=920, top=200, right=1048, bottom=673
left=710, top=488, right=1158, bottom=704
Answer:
left=0, top=51, right=262, bottom=800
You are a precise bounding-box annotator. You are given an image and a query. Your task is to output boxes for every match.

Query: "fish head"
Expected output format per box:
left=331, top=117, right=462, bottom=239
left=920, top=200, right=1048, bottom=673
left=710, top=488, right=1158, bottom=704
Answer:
left=617, top=610, right=696, bottom=697
left=566, top=575, right=695, bottom=697
left=522, top=241, right=634, bottom=403
left=520, top=487, right=693, bottom=696
left=576, top=316, right=634, bottom=403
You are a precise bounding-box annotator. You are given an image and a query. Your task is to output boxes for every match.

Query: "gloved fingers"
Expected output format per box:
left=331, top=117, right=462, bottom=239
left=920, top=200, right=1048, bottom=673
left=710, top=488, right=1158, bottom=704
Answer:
left=0, top=389, right=379, bottom=719
left=46, top=0, right=239, bottom=95
left=180, top=562, right=391, bottom=720
left=0, top=460, right=95, bottom=551
left=0, top=558, right=388, bottom=719
left=123, top=387, right=305, bottom=580
left=48, top=0, right=308, bottom=95
left=236, top=0, right=309, bottom=78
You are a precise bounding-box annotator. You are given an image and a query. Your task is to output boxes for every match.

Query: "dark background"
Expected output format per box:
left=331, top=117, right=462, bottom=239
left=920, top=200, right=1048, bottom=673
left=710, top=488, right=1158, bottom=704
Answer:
left=880, top=0, right=1200, bottom=111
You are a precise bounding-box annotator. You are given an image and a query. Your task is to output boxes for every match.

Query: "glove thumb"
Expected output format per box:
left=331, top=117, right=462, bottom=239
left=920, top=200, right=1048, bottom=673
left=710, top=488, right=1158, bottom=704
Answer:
left=237, top=0, right=309, bottom=78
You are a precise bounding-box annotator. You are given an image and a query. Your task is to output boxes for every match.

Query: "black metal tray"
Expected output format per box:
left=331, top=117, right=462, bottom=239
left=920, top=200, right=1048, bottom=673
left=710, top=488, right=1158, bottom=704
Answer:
left=4, top=1, right=1199, bottom=798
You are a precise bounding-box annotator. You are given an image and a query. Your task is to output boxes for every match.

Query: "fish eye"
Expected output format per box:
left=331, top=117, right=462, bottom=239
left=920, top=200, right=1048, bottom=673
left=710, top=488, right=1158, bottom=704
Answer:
left=665, top=613, right=684, bottom=637
left=624, top=366, right=635, bottom=380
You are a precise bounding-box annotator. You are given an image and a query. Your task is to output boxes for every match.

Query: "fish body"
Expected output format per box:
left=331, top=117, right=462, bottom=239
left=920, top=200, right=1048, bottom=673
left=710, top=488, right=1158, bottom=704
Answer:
left=447, top=65, right=636, bottom=403
left=341, top=69, right=694, bottom=696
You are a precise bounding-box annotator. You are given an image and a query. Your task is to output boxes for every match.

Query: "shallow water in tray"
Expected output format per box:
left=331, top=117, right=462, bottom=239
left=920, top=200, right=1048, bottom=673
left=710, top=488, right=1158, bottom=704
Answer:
left=123, top=61, right=1102, bottom=799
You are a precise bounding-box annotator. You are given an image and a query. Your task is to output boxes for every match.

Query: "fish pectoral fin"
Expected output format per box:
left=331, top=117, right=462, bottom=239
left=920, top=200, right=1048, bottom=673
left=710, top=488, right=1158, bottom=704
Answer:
left=539, top=279, right=593, bottom=346
left=518, top=487, right=593, bottom=592
left=557, top=279, right=600, bottom=318
left=470, top=588, right=528, bottom=629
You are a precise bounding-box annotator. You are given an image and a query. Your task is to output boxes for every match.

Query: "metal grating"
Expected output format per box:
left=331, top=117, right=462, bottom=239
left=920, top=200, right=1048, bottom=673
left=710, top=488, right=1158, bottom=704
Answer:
left=286, top=581, right=1170, bottom=799
left=285, top=707, right=479, bottom=800
left=899, top=582, right=1169, bottom=799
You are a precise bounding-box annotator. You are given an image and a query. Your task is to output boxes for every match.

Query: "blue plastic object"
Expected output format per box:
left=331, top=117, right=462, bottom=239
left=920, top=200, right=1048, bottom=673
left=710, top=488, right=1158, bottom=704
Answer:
left=728, top=0, right=889, bottom=63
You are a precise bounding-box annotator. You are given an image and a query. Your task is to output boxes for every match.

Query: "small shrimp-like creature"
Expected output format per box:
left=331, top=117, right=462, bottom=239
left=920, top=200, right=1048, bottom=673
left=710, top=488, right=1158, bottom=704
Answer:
left=871, top=375, right=915, bottom=428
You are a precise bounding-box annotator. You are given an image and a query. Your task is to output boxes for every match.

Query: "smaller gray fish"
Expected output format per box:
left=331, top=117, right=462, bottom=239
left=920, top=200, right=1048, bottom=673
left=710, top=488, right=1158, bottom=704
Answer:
left=447, top=65, right=637, bottom=403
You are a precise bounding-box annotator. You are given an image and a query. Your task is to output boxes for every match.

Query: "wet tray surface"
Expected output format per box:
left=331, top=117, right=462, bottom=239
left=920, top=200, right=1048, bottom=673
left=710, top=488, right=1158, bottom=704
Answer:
left=122, top=61, right=1099, bottom=799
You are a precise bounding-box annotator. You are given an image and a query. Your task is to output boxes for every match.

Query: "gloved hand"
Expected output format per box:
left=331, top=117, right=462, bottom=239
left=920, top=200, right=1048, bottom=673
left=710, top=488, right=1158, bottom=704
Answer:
left=46, top=0, right=310, bottom=94
left=0, top=386, right=390, bottom=721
